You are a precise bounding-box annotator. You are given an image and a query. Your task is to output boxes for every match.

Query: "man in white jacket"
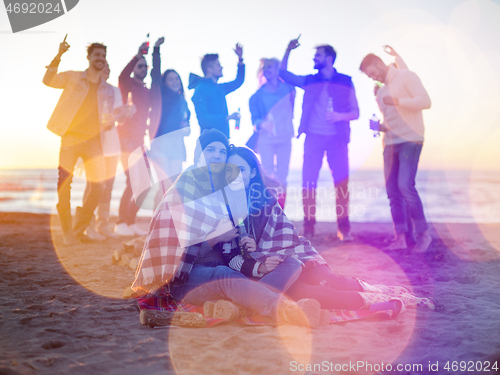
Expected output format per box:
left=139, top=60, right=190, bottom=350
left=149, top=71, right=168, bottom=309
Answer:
left=360, top=52, right=432, bottom=253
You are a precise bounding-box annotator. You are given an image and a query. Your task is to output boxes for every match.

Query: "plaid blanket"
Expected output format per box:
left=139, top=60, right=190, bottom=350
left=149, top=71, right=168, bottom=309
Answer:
left=132, top=166, right=227, bottom=294
left=249, top=202, right=327, bottom=267
left=137, top=290, right=395, bottom=327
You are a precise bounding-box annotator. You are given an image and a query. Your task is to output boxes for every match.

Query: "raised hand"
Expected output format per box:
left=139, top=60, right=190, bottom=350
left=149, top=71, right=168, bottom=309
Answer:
left=286, top=38, right=300, bottom=51
left=383, top=45, right=398, bottom=57
left=58, top=41, right=70, bottom=56
left=234, top=43, right=243, bottom=59
left=155, top=37, right=165, bottom=48
left=137, top=42, right=149, bottom=57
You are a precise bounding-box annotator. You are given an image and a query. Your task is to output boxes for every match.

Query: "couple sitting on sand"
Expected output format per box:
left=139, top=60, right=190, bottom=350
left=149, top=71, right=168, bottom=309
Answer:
left=132, top=129, right=434, bottom=327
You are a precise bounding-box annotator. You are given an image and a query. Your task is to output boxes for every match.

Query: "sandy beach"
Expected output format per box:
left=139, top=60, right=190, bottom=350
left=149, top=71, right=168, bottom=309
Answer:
left=1, top=212, right=499, bottom=375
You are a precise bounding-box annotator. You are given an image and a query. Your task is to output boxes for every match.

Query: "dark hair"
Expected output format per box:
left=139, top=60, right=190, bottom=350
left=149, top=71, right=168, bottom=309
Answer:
left=316, top=44, right=336, bottom=64
left=201, top=54, right=219, bottom=76
left=359, top=53, right=384, bottom=72
left=161, top=69, right=185, bottom=96
left=227, top=146, right=280, bottom=216
left=87, top=43, right=107, bottom=56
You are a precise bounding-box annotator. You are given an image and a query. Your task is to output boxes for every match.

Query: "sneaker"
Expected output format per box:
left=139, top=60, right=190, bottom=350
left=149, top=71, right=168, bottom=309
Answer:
left=337, top=230, right=354, bottom=242
left=128, top=224, right=148, bottom=236
left=114, top=223, right=135, bottom=237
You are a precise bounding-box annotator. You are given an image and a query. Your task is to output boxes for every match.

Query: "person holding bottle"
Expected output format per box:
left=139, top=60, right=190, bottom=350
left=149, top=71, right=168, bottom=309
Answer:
left=43, top=40, right=116, bottom=245
left=114, top=37, right=163, bottom=237
left=148, top=64, right=191, bottom=207
left=188, top=44, right=245, bottom=139
left=279, top=38, right=359, bottom=241
left=360, top=47, right=432, bottom=253
left=249, top=58, right=295, bottom=208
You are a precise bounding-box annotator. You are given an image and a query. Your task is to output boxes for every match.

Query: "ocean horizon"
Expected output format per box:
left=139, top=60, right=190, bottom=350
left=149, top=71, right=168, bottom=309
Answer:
left=0, top=167, right=499, bottom=224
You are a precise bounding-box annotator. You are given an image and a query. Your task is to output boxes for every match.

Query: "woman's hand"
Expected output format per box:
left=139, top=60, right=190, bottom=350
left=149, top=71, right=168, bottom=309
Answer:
left=240, top=237, right=257, bottom=253
left=258, top=256, right=283, bottom=274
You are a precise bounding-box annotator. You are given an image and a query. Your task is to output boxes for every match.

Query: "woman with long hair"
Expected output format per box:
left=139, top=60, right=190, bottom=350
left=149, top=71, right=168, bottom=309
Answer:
left=222, top=146, right=435, bottom=312
left=149, top=69, right=191, bottom=204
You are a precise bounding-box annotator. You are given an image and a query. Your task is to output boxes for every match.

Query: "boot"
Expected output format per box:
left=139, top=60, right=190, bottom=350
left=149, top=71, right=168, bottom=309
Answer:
left=73, top=206, right=95, bottom=243
left=57, top=206, right=78, bottom=245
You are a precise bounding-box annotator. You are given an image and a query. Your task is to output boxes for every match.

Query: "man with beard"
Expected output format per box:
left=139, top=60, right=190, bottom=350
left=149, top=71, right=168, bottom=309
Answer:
left=280, top=38, right=359, bottom=241
left=43, top=41, right=115, bottom=245
left=115, top=38, right=163, bottom=237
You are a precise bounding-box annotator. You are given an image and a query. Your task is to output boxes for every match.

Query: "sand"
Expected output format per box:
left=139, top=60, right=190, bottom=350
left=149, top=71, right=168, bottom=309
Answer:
left=1, top=212, right=499, bottom=375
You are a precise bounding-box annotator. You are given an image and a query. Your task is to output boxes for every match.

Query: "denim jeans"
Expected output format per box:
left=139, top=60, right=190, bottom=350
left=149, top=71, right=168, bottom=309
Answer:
left=259, top=137, right=292, bottom=189
left=57, top=136, right=105, bottom=216
left=83, top=155, right=119, bottom=227
left=302, top=133, right=350, bottom=233
left=257, top=256, right=303, bottom=294
left=286, top=264, right=364, bottom=310
left=383, top=141, right=428, bottom=234
left=117, top=138, right=142, bottom=225
left=169, top=262, right=285, bottom=319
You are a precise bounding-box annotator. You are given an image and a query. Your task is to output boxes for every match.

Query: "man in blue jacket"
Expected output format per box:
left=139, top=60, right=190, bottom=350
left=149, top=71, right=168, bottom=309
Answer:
left=188, top=44, right=245, bottom=138
left=280, top=38, right=359, bottom=241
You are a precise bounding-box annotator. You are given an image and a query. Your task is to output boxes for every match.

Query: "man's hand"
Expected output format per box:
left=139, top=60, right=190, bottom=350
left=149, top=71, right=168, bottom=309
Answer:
left=212, top=228, right=239, bottom=245
left=258, top=256, right=283, bottom=274
left=326, top=111, right=343, bottom=123
left=369, top=119, right=380, bottom=131
left=383, top=45, right=398, bottom=57
left=57, top=41, right=70, bottom=57
left=286, top=38, right=300, bottom=51
left=137, top=42, right=149, bottom=58
left=227, top=112, right=240, bottom=121
left=382, top=96, right=399, bottom=106
left=239, top=237, right=256, bottom=253
left=234, top=43, right=243, bottom=59
left=155, top=37, right=165, bottom=48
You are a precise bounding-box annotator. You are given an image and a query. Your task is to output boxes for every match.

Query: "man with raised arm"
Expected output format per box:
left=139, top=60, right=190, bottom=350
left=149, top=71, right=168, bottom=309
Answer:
left=115, top=38, right=163, bottom=237
left=188, top=44, right=245, bottom=139
left=43, top=40, right=115, bottom=245
left=360, top=47, right=432, bottom=253
left=279, top=37, right=359, bottom=241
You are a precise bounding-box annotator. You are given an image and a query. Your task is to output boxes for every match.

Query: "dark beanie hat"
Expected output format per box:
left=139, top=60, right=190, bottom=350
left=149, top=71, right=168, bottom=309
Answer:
left=194, top=129, right=230, bottom=163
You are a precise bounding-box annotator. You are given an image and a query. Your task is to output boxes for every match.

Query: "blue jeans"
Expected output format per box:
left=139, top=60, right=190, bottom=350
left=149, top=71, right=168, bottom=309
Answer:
left=257, top=256, right=303, bottom=294
left=169, top=262, right=284, bottom=319
left=302, top=133, right=350, bottom=233
left=383, top=142, right=428, bottom=234
left=259, top=137, right=292, bottom=189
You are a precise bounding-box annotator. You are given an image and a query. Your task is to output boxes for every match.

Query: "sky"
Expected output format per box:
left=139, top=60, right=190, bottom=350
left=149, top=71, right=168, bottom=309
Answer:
left=0, top=0, right=499, bottom=172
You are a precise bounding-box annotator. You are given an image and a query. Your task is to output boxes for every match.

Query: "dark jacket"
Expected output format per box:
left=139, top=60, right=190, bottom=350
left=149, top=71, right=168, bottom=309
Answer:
left=188, top=64, right=245, bottom=138
left=279, top=68, right=358, bottom=144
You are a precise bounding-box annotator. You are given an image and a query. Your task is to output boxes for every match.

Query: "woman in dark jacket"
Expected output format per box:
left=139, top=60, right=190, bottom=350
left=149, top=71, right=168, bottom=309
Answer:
left=149, top=69, right=191, bottom=203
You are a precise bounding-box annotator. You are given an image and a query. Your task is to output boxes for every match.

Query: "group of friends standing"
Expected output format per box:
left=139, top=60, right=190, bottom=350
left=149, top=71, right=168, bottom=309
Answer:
left=43, top=35, right=435, bottom=326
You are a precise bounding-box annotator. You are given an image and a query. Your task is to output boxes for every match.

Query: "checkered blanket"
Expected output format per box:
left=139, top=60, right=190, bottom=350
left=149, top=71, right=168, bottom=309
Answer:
left=132, top=166, right=226, bottom=294
left=249, top=203, right=327, bottom=267
left=137, top=289, right=395, bottom=327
